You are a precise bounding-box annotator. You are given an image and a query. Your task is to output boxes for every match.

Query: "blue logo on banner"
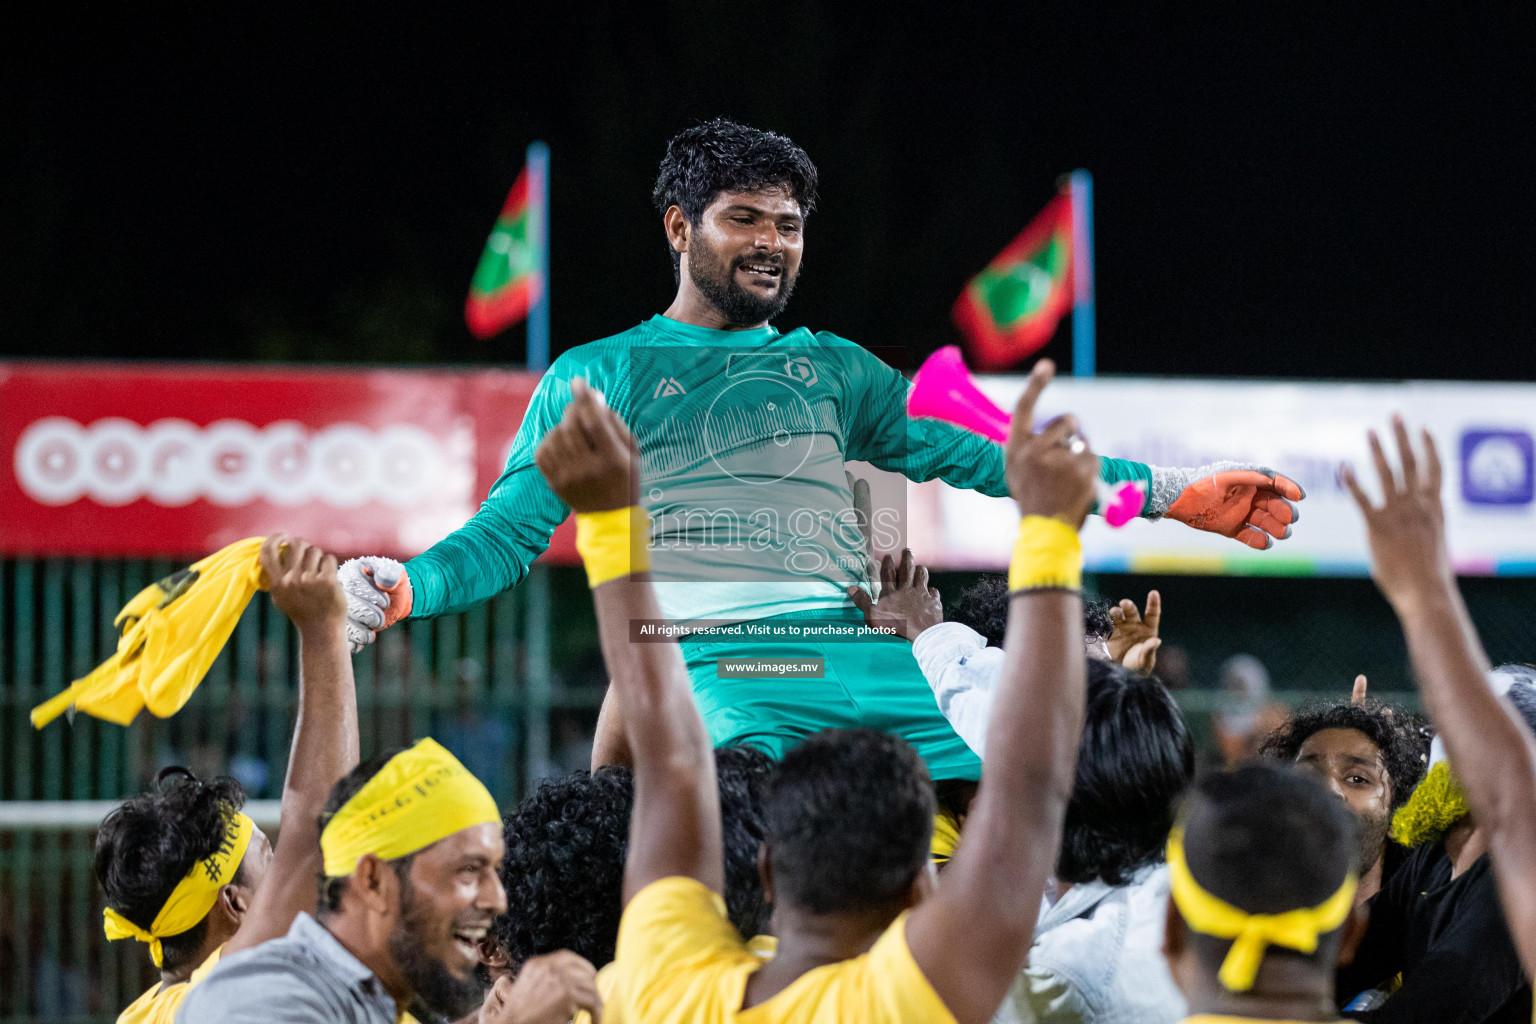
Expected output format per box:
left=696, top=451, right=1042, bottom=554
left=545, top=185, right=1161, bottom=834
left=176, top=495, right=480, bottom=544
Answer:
left=1460, top=430, right=1534, bottom=506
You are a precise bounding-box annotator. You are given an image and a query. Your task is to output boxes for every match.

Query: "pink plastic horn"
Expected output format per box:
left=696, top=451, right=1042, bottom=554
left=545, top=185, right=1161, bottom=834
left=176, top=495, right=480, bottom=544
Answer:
left=907, top=346, right=1145, bottom=528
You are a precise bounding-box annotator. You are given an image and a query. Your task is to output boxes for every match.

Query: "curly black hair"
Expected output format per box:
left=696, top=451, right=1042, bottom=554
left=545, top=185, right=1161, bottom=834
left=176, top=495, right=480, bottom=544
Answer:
left=1057, top=660, right=1195, bottom=886
left=491, top=747, right=774, bottom=972
left=1258, top=698, right=1429, bottom=811
left=652, top=118, right=819, bottom=276
left=949, top=573, right=1114, bottom=649
left=95, top=767, right=249, bottom=972
left=763, top=729, right=933, bottom=916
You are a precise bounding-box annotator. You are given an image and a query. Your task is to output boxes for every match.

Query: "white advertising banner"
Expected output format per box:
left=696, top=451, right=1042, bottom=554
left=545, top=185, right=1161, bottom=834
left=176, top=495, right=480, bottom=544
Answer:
left=905, top=377, right=1536, bottom=576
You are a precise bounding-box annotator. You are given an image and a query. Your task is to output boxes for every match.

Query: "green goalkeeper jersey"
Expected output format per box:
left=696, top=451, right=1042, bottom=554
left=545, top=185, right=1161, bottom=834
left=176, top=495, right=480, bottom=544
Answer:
left=406, top=314, right=1151, bottom=621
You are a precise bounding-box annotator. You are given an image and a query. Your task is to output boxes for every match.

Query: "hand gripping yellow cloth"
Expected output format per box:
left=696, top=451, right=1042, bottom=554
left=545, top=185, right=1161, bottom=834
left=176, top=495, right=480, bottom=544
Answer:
left=1166, top=825, right=1356, bottom=992
left=103, top=812, right=254, bottom=968
left=31, top=537, right=269, bottom=729
left=320, top=738, right=500, bottom=877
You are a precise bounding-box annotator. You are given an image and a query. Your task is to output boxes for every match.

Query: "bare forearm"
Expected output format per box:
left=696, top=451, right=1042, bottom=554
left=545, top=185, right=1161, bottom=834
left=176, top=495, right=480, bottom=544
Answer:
left=284, top=626, right=361, bottom=812
left=228, top=622, right=358, bottom=952
left=591, top=684, right=632, bottom=769
left=1397, top=588, right=1534, bottom=829
left=591, top=577, right=722, bottom=900
left=1397, top=587, right=1536, bottom=973
left=908, top=589, right=1086, bottom=1024
left=968, top=590, right=1085, bottom=912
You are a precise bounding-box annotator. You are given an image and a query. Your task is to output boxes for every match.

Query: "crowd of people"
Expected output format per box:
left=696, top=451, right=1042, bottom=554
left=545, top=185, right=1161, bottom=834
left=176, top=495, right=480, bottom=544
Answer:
left=93, top=378, right=1536, bottom=1024
left=89, top=119, right=1536, bottom=1024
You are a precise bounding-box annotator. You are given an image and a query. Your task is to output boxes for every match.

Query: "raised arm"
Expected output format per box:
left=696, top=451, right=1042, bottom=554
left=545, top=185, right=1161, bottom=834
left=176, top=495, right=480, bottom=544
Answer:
left=534, top=378, right=723, bottom=902
left=905, top=359, right=1096, bottom=1024
left=225, top=535, right=359, bottom=954
left=1342, top=418, right=1536, bottom=976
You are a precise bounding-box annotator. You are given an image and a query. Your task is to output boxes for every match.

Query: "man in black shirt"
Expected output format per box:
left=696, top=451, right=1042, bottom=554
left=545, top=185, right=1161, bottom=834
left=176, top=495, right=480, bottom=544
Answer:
left=1333, top=679, right=1536, bottom=1023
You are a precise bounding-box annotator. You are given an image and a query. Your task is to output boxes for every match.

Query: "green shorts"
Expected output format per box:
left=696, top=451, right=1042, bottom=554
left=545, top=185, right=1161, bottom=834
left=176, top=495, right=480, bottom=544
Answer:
left=680, top=611, right=982, bottom=782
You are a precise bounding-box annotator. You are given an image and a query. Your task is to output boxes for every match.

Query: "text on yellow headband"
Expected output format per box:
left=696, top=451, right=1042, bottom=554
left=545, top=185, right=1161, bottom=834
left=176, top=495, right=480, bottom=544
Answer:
left=320, top=738, right=500, bottom=878
left=102, top=812, right=254, bottom=968
left=1166, top=825, right=1356, bottom=992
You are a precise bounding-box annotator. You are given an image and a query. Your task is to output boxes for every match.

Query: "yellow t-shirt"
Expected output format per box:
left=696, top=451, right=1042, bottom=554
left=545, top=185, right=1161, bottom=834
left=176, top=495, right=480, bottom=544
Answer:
left=116, top=947, right=223, bottom=1024
left=577, top=932, right=778, bottom=1024
left=605, top=876, right=957, bottom=1024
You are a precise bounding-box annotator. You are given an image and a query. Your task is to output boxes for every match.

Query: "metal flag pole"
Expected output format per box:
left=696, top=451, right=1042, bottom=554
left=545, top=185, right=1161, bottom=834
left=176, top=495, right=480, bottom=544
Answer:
left=526, top=140, right=551, bottom=373
left=1069, top=169, right=1096, bottom=377
left=521, top=139, right=553, bottom=791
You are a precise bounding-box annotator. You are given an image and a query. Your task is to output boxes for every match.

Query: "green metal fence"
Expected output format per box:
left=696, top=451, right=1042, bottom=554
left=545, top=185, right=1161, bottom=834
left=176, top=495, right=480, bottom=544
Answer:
left=0, top=556, right=608, bottom=1022
left=2, top=561, right=1532, bottom=1022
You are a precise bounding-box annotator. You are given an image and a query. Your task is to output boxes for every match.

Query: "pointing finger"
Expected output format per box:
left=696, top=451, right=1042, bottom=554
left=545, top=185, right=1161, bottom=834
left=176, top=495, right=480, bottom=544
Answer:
left=1007, top=359, right=1056, bottom=451
left=1351, top=674, right=1368, bottom=706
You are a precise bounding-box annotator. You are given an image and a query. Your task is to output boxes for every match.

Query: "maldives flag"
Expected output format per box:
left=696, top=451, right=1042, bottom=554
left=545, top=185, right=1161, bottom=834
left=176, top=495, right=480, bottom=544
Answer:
left=952, top=190, right=1074, bottom=371
left=465, top=166, right=542, bottom=339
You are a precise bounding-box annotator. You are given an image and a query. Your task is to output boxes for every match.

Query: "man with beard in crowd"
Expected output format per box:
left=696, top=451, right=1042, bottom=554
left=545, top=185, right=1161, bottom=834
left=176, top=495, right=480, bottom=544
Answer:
left=340, top=117, right=1305, bottom=791
left=1260, top=696, right=1428, bottom=906
left=177, top=739, right=599, bottom=1024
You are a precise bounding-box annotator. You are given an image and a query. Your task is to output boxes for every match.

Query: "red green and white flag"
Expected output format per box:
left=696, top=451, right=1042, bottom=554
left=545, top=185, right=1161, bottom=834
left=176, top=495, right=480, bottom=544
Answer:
left=952, top=190, right=1075, bottom=371
left=465, top=166, right=542, bottom=339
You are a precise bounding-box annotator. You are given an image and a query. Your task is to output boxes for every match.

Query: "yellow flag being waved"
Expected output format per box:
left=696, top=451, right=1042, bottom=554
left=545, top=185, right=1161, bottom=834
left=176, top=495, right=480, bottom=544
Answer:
left=30, top=537, right=268, bottom=729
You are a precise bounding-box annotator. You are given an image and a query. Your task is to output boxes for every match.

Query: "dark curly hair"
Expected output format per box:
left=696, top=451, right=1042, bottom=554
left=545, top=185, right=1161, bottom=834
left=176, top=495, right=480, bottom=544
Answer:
left=1258, top=699, right=1429, bottom=811
left=949, top=573, right=1113, bottom=649
left=652, top=118, right=819, bottom=276
left=1057, top=660, right=1195, bottom=886
left=763, top=729, right=933, bottom=916
left=491, top=747, right=774, bottom=971
left=95, top=767, right=250, bottom=972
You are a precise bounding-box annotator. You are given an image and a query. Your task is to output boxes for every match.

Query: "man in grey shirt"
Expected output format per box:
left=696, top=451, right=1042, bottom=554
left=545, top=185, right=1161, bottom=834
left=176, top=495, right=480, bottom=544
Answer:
left=177, top=740, right=601, bottom=1024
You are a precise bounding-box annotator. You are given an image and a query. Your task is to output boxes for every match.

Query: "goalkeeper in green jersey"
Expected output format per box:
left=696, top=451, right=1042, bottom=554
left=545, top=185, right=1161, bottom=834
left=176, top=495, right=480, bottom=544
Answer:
left=340, top=118, right=1303, bottom=783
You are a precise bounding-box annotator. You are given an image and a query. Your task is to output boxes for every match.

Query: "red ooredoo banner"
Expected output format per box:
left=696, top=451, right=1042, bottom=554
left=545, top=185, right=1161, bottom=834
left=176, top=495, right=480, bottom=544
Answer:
left=0, top=362, right=578, bottom=561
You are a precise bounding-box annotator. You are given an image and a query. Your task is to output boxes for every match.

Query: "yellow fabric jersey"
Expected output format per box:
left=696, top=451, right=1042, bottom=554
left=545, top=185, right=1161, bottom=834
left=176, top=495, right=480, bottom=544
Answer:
left=116, top=947, right=222, bottom=1024
left=605, top=877, right=957, bottom=1024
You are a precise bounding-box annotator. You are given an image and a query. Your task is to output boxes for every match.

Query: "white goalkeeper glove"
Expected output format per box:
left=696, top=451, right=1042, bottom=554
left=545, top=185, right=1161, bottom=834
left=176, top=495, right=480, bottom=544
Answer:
left=338, top=556, right=412, bottom=653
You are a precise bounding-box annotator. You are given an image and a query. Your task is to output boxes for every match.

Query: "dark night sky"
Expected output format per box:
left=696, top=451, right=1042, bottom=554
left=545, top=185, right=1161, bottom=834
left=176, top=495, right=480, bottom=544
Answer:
left=4, top=5, right=1534, bottom=380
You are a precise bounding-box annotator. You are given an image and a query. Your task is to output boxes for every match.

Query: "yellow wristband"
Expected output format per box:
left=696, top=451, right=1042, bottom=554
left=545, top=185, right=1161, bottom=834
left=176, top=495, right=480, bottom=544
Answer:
left=1008, top=515, right=1083, bottom=592
left=575, top=506, right=652, bottom=588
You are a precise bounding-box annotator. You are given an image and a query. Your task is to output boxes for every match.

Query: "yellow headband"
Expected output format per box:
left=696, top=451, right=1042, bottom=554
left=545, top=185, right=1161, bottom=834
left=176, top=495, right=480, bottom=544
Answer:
left=320, top=738, right=500, bottom=878
left=1167, top=825, right=1355, bottom=992
left=103, top=812, right=254, bottom=968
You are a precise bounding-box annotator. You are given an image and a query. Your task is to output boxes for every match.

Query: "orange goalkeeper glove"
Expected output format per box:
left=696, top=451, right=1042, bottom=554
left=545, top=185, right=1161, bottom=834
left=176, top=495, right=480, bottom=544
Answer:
left=1148, top=462, right=1304, bottom=550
